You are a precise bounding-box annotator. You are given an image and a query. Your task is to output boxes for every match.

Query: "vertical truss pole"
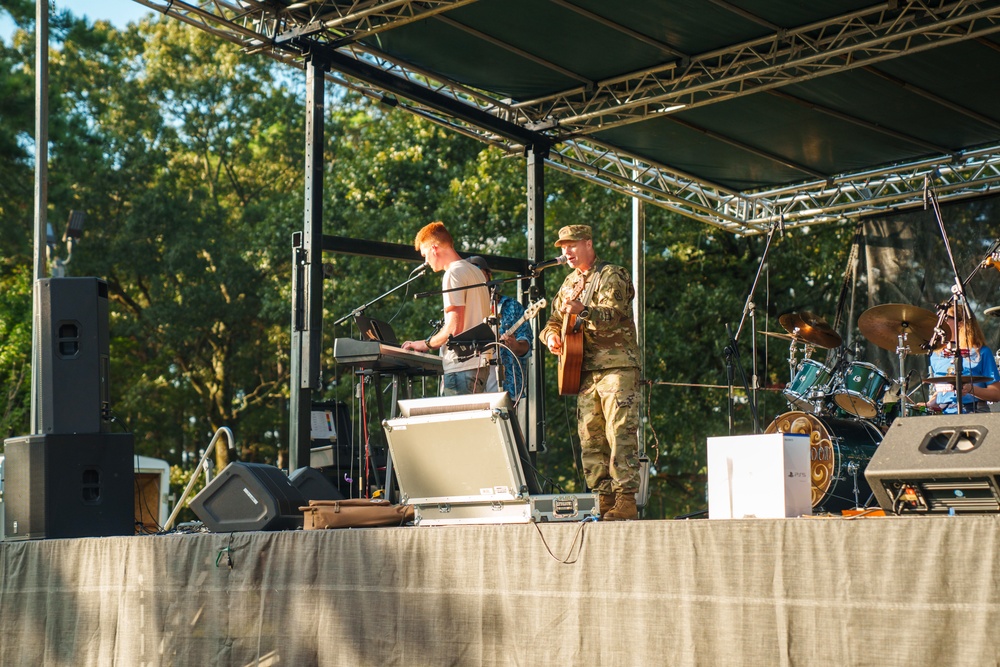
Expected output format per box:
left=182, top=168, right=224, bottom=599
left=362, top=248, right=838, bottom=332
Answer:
left=30, top=0, right=50, bottom=432
left=290, top=54, right=328, bottom=471
left=526, top=144, right=547, bottom=455
left=632, top=189, right=645, bottom=454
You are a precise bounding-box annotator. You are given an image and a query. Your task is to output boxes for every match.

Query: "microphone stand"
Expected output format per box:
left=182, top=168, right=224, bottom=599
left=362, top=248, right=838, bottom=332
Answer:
left=926, top=184, right=968, bottom=411
left=333, top=266, right=428, bottom=327
left=726, top=221, right=780, bottom=435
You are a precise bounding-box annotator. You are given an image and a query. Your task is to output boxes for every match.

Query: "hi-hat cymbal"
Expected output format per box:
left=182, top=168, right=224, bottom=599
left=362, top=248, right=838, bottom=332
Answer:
left=857, top=303, right=942, bottom=355
left=761, top=331, right=797, bottom=342
left=922, top=375, right=991, bottom=386
left=777, top=311, right=842, bottom=349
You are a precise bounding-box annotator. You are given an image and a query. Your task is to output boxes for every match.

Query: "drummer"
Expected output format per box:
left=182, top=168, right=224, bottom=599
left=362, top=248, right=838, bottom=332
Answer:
left=922, top=303, right=1000, bottom=414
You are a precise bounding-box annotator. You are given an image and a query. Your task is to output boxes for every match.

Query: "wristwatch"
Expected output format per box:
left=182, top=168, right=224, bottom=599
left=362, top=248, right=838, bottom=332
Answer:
left=578, top=308, right=590, bottom=321
left=424, top=336, right=437, bottom=350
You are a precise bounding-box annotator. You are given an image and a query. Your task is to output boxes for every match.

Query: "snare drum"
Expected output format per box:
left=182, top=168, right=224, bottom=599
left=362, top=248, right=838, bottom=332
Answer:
left=833, top=361, right=889, bottom=419
left=765, top=411, right=884, bottom=512
left=784, top=359, right=834, bottom=411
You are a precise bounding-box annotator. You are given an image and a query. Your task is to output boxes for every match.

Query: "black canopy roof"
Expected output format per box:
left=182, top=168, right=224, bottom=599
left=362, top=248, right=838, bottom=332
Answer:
left=136, top=0, right=1000, bottom=234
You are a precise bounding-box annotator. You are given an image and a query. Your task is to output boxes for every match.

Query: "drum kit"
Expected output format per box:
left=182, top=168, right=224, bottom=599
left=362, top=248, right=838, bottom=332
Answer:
left=762, top=303, right=947, bottom=513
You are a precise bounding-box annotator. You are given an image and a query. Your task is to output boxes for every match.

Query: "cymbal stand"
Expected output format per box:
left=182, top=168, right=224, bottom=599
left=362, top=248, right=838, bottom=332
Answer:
left=786, top=339, right=800, bottom=387
left=894, top=332, right=910, bottom=418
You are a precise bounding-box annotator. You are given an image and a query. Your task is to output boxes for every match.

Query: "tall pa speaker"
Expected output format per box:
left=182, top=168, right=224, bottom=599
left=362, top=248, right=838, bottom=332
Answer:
left=865, top=413, right=1000, bottom=514
left=190, top=462, right=306, bottom=532
left=37, top=277, right=111, bottom=434
left=3, top=433, right=135, bottom=540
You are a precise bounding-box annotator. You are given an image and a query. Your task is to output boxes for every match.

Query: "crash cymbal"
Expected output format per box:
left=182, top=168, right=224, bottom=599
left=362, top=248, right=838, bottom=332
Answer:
left=857, top=303, right=942, bottom=355
left=985, top=306, right=1000, bottom=318
left=777, top=311, right=843, bottom=349
left=921, top=375, right=991, bottom=386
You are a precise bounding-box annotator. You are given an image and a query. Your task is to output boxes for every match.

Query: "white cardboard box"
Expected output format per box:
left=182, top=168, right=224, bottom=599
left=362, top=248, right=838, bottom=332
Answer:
left=707, top=433, right=812, bottom=519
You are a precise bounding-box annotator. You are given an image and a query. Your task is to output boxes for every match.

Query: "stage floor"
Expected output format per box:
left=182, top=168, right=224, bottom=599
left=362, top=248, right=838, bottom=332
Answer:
left=2, top=515, right=1000, bottom=666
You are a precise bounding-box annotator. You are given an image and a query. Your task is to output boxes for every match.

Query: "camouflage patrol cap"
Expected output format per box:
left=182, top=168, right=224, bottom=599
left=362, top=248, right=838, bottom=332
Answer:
left=554, top=224, right=593, bottom=247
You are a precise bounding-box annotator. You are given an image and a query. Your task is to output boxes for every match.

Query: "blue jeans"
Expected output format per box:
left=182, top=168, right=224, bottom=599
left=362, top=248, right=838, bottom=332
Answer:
left=442, top=366, right=498, bottom=396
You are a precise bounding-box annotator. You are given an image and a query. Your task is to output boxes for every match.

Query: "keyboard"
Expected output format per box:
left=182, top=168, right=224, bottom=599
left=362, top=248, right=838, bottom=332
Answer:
left=333, top=338, right=443, bottom=375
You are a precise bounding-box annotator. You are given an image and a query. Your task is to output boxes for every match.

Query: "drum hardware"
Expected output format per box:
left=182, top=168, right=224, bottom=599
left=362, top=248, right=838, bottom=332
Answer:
left=846, top=460, right=862, bottom=509
left=778, top=311, right=843, bottom=349
left=985, top=305, right=1000, bottom=318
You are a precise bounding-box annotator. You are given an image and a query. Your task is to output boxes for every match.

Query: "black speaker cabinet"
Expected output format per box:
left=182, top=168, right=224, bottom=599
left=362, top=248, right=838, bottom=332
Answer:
left=289, top=466, right=344, bottom=501
left=190, top=463, right=306, bottom=532
left=38, top=277, right=111, bottom=434
left=865, top=413, right=1000, bottom=514
left=3, top=433, right=135, bottom=540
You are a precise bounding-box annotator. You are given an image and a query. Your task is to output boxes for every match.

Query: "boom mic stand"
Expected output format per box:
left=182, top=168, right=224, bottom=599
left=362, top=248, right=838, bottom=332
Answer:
left=925, top=182, right=969, bottom=410
left=333, top=264, right=429, bottom=326
left=725, top=220, right=781, bottom=435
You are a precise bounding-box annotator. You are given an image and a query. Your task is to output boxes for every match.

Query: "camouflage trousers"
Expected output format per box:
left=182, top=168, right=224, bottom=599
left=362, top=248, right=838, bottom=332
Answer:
left=577, top=366, right=641, bottom=494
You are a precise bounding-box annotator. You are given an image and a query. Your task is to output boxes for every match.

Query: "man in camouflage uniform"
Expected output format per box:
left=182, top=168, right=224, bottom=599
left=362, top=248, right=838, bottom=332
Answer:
left=540, top=224, right=642, bottom=520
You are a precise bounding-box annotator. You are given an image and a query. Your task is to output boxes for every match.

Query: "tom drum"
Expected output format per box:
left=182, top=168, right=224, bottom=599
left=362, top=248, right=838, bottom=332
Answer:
left=783, top=359, right=834, bottom=412
left=833, top=361, right=889, bottom=419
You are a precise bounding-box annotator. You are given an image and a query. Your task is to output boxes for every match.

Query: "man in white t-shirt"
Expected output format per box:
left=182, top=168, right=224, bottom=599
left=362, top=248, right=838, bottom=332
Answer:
left=400, top=221, right=497, bottom=395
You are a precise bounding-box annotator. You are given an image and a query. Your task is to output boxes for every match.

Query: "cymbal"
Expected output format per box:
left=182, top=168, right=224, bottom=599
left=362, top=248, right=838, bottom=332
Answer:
left=777, top=311, right=842, bottom=349
left=985, top=306, right=1000, bottom=318
left=922, top=375, right=991, bottom=386
left=761, top=331, right=796, bottom=342
left=857, top=303, right=942, bottom=355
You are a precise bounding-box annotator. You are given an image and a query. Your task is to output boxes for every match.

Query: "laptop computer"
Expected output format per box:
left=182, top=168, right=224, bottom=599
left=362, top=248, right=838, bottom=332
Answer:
left=353, top=313, right=400, bottom=347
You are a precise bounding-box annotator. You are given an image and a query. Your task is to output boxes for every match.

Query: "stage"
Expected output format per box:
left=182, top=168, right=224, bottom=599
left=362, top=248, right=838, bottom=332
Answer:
left=2, top=515, right=999, bottom=666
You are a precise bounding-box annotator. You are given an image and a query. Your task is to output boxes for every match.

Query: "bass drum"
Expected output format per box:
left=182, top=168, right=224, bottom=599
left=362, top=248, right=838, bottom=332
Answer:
left=764, top=411, right=884, bottom=513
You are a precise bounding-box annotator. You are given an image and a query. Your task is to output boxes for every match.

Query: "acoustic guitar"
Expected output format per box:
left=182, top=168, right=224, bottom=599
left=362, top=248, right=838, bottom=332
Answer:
left=558, top=280, right=587, bottom=395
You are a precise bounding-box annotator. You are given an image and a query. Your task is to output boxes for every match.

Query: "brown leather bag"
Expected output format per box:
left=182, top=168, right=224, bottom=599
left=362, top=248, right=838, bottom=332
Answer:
left=300, top=499, right=414, bottom=529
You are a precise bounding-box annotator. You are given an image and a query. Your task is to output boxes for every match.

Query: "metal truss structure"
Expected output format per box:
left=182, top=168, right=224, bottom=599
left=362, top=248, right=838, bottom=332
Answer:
left=131, top=0, right=1000, bottom=235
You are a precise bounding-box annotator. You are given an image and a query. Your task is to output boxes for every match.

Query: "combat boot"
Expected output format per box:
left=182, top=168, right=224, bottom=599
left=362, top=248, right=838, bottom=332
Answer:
left=603, top=492, right=638, bottom=521
left=598, top=493, right=615, bottom=519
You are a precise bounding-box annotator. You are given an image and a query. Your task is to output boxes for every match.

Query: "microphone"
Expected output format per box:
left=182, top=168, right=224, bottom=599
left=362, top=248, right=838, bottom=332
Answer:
left=410, top=261, right=429, bottom=275
left=529, top=255, right=569, bottom=272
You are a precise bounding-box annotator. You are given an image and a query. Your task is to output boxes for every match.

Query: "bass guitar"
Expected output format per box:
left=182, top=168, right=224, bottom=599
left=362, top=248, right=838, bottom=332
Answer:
left=501, top=298, right=546, bottom=340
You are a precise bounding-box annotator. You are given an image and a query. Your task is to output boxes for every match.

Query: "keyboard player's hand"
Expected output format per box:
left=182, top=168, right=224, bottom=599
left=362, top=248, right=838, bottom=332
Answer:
left=401, top=340, right=429, bottom=353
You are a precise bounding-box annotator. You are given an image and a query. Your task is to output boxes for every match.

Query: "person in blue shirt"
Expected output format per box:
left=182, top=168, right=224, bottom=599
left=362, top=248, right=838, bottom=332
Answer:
left=467, top=256, right=532, bottom=402
left=923, top=302, right=1000, bottom=414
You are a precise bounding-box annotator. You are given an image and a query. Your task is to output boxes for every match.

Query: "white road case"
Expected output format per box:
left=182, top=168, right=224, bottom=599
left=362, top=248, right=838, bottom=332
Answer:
left=383, top=394, right=531, bottom=525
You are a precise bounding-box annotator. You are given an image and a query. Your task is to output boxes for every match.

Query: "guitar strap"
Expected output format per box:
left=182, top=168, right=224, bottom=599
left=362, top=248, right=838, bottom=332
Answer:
left=578, top=261, right=607, bottom=314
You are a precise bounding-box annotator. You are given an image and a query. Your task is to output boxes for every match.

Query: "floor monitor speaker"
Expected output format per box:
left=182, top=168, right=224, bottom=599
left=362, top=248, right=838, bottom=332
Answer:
left=3, top=433, right=135, bottom=540
left=865, top=413, right=1000, bottom=514
left=190, top=462, right=305, bottom=532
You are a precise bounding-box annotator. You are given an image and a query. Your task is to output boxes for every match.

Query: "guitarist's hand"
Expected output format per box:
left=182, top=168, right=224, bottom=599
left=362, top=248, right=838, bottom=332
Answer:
left=547, top=333, right=563, bottom=355
left=561, top=299, right=586, bottom=316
